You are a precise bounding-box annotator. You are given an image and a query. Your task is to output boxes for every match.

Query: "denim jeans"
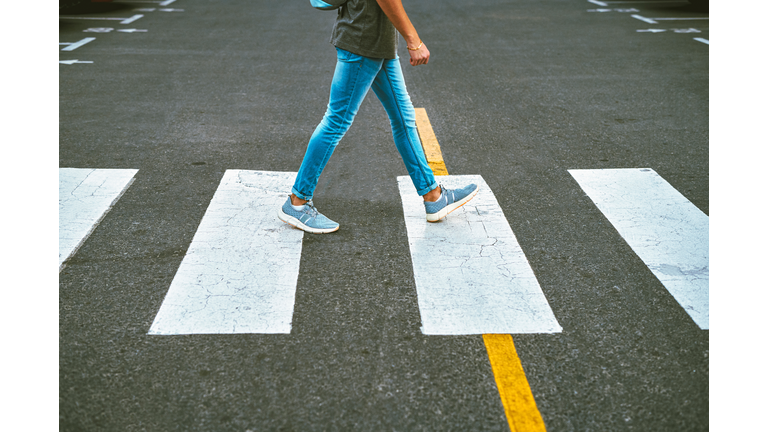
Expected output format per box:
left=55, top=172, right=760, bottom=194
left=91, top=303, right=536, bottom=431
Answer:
left=291, top=47, right=438, bottom=200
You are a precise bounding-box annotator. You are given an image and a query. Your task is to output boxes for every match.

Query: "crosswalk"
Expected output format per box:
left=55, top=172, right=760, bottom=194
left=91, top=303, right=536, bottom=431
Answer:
left=59, top=167, right=709, bottom=332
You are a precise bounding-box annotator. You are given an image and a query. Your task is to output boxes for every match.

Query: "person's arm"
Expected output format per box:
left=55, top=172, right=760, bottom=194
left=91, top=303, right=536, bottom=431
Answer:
left=375, top=0, right=430, bottom=66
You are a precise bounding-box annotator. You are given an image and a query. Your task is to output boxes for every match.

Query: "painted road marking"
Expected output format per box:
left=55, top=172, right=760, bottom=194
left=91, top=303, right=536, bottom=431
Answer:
left=149, top=170, right=303, bottom=335
left=60, top=60, right=94, bottom=65
left=694, top=37, right=709, bottom=44
left=598, top=0, right=689, bottom=3
left=632, top=14, right=709, bottom=24
left=631, top=14, right=658, bottom=24
left=413, top=109, right=550, bottom=431
left=398, top=175, right=562, bottom=335
left=59, top=14, right=144, bottom=24
left=588, top=8, right=639, bottom=12
left=414, top=108, right=448, bottom=176
left=637, top=28, right=702, bottom=33
left=484, top=334, right=548, bottom=432
left=569, top=168, right=709, bottom=329
left=59, top=168, right=139, bottom=270
left=83, top=28, right=148, bottom=33
left=60, top=37, right=95, bottom=51
left=114, top=0, right=176, bottom=3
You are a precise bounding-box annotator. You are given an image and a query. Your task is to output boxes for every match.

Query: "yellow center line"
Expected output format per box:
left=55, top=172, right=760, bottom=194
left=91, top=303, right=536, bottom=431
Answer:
left=414, top=108, right=547, bottom=432
left=414, top=108, right=449, bottom=176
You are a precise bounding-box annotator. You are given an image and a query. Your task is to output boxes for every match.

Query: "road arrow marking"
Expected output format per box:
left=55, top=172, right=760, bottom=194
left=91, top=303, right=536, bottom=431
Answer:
left=673, top=28, right=701, bottom=33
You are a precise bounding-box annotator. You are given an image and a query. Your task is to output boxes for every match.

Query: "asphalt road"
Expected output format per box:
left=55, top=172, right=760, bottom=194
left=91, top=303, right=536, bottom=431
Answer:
left=57, top=0, right=709, bottom=430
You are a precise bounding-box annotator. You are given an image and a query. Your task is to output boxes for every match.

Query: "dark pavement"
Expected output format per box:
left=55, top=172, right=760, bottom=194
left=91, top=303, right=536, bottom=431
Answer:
left=52, top=0, right=718, bottom=430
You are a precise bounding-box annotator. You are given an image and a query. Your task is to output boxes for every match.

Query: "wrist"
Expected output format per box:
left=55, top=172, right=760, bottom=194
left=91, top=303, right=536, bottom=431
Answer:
left=407, top=40, right=423, bottom=51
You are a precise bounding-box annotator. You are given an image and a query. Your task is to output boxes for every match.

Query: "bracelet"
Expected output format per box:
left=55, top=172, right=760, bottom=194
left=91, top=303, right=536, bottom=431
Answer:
left=407, top=41, right=423, bottom=51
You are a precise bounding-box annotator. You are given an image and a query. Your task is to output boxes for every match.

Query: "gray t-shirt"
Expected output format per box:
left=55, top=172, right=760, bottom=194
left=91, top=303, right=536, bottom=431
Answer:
left=330, top=0, right=398, bottom=59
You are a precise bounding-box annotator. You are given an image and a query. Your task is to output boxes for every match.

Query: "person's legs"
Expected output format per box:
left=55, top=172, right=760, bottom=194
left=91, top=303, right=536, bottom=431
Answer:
left=370, top=56, right=438, bottom=197
left=291, top=48, right=384, bottom=201
left=371, top=57, right=479, bottom=220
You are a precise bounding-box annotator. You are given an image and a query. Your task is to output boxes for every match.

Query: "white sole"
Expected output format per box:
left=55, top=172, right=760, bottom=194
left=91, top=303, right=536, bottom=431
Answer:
left=426, top=186, right=479, bottom=223
left=278, top=209, right=339, bottom=234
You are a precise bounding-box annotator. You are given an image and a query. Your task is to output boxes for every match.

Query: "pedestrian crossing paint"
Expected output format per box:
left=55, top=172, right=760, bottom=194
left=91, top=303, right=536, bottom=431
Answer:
left=398, top=175, right=562, bottom=335
left=59, top=168, right=139, bottom=270
left=149, top=170, right=303, bottom=335
left=569, top=168, right=709, bottom=329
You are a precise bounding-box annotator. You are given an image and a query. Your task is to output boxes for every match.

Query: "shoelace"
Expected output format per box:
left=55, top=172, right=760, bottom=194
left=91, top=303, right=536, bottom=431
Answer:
left=440, top=185, right=452, bottom=203
left=303, top=200, right=319, bottom=218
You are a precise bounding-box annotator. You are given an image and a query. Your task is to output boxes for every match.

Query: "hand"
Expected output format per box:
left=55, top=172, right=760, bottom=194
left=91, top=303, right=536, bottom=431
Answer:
left=408, top=42, right=429, bottom=66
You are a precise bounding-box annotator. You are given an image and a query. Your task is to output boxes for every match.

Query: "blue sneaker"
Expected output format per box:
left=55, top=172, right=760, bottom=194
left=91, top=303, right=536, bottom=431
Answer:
left=278, top=197, right=339, bottom=234
left=424, top=184, right=479, bottom=222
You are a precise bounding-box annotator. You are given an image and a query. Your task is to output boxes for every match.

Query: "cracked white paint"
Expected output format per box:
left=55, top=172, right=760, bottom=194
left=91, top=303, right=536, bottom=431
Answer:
left=569, top=168, right=709, bottom=329
left=149, top=170, right=303, bottom=335
left=398, top=175, right=562, bottom=335
left=59, top=168, right=139, bottom=270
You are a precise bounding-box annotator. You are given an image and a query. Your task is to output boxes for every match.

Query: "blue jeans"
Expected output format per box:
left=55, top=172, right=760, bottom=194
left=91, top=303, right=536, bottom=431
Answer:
left=291, top=47, right=438, bottom=200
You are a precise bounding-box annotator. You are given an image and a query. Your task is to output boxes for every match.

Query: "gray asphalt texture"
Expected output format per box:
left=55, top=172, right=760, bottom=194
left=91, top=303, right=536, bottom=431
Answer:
left=59, top=1, right=709, bottom=431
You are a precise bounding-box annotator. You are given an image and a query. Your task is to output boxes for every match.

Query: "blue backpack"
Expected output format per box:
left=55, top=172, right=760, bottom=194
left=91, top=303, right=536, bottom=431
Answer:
left=310, top=0, right=347, bottom=10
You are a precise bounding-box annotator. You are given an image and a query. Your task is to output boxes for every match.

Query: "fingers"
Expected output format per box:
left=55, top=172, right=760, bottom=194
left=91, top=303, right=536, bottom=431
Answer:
left=409, top=44, right=430, bottom=66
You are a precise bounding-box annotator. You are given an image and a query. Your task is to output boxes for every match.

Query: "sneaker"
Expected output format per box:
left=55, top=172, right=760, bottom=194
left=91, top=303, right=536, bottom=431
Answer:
left=278, top=197, right=339, bottom=234
left=424, top=183, right=479, bottom=222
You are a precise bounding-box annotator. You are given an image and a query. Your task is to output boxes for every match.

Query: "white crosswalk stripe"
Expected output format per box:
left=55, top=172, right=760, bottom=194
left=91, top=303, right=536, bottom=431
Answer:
left=59, top=168, right=139, bottom=270
left=148, top=170, right=303, bottom=335
left=570, top=168, right=709, bottom=329
left=398, top=175, right=563, bottom=335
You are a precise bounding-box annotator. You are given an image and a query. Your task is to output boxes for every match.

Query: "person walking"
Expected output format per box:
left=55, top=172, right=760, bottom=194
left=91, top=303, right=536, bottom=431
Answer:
left=278, top=0, right=479, bottom=234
